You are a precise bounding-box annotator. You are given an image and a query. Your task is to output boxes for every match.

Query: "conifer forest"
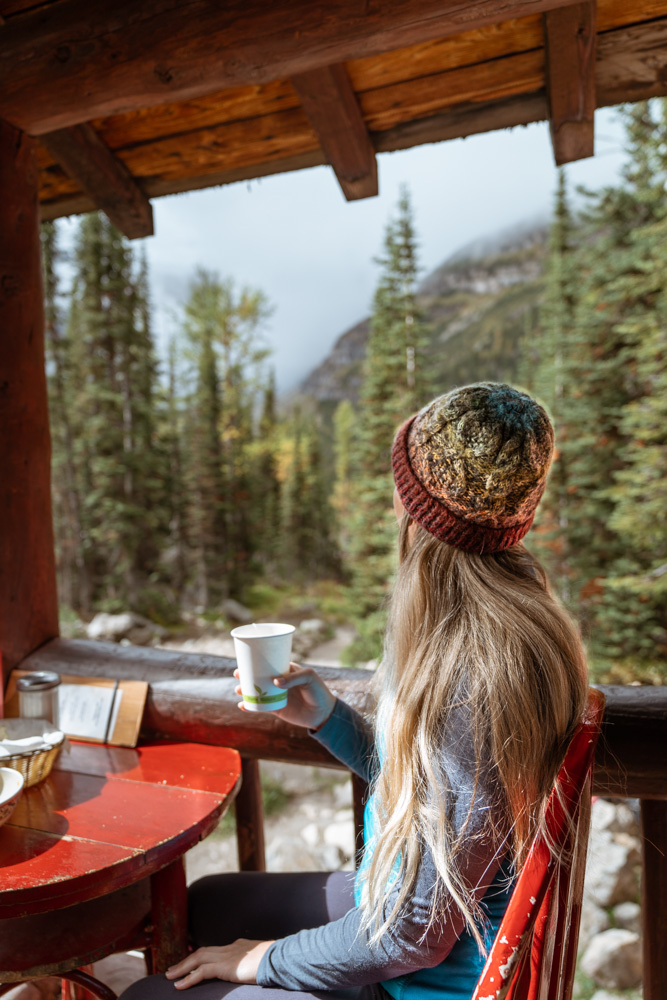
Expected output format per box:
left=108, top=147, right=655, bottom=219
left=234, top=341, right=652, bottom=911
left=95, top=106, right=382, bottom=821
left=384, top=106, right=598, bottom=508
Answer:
left=45, top=101, right=667, bottom=684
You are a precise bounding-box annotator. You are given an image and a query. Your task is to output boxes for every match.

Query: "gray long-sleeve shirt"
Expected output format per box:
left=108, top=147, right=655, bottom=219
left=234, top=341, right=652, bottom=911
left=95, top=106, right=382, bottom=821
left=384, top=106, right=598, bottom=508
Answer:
left=257, top=698, right=511, bottom=995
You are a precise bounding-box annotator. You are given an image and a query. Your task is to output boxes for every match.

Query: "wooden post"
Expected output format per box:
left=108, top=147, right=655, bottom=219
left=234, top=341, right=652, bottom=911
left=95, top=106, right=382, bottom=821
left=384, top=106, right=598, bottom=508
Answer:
left=351, top=773, right=368, bottom=868
left=235, top=757, right=266, bottom=871
left=0, top=119, right=59, bottom=685
left=640, top=799, right=667, bottom=1000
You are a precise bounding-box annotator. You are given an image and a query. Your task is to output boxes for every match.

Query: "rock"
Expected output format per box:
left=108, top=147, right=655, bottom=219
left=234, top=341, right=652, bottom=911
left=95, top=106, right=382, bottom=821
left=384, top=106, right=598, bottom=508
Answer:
left=299, top=618, right=326, bottom=634
left=266, top=836, right=324, bottom=872
left=92, top=953, right=147, bottom=993
left=591, top=799, right=641, bottom=838
left=578, top=900, right=610, bottom=953
left=301, top=822, right=320, bottom=848
left=580, top=929, right=642, bottom=990
left=584, top=831, right=640, bottom=907
left=220, top=599, right=253, bottom=624
left=333, top=780, right=352, bottom=809
left=86, top=611, right=166, bottom=645
left=320, top=843, right=347, bottom=871
left=324, top=819, right=356, bottom=859
left=613, top=901, right=641, bottom=934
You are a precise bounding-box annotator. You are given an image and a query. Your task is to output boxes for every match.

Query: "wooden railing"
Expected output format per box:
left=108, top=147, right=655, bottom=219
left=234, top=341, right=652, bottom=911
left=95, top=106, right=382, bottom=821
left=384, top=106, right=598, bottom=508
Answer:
left=21, top=638, right=667, bottom=1000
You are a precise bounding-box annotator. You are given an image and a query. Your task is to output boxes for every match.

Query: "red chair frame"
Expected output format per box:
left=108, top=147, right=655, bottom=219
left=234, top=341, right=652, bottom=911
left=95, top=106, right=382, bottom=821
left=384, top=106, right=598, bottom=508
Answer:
left=472, top=687, right=606, bottom=1000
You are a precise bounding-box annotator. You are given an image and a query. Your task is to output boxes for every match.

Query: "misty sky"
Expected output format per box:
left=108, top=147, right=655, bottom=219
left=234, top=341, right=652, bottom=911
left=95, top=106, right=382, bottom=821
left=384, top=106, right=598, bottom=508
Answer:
left=60, top=107, right=630, bottom=394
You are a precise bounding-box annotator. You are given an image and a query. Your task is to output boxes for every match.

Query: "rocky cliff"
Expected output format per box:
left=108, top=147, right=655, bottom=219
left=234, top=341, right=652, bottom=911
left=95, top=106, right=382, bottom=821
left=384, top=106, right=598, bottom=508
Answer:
left=298, top=221, right=549, bottom=408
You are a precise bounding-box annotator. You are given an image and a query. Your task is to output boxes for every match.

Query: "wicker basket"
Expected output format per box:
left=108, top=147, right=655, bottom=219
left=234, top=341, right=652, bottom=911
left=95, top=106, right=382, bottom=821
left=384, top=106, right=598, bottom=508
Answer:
left=0, top=721, right=65, bottom=788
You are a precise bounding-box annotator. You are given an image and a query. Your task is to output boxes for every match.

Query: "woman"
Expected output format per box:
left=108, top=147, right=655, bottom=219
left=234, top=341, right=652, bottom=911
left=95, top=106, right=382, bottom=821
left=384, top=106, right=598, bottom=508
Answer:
left=122, top=382, right=588, bottom=1000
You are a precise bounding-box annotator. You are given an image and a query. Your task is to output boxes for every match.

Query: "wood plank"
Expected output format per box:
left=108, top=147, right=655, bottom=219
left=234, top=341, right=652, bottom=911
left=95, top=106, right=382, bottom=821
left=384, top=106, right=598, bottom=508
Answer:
left=543, top=1, right=596, bottom=165
left=40, top=123, right=153, bottom=239
left=597, top=16, right=667, bottom=104
left=292, top=63, right=377, bottom=200
left=94, top=80, right=301, bottom=151
left=118, top=107, right=319, bottom=184
left=360, top=48, right=544, bottom=132
left=0, top=0, right=586, bottom=135
left=0, top=120, right=59, bottom=682
left=641, top=800, right=667, bottom=1000
left=374, top=91, right=548, bottom=153
left=348, top=15, right=543, bottom=92
left=19, top=640, right=667, bottom=800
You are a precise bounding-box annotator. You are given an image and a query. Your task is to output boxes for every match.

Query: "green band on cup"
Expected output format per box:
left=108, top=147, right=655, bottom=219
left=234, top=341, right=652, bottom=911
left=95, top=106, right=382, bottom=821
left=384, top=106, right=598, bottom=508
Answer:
left=243, top=691, right=287, bottom=704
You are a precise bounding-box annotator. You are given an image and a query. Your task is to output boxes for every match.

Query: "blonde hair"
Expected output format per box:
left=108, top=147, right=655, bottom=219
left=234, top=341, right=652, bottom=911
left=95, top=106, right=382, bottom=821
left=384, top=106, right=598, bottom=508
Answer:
left=358, top=517, right=588, bottom=949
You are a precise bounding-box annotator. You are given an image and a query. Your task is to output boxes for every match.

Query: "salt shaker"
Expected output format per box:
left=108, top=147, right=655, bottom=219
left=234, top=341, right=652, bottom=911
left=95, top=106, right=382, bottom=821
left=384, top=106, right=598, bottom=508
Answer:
left=17, top=672, right=61, bottom=726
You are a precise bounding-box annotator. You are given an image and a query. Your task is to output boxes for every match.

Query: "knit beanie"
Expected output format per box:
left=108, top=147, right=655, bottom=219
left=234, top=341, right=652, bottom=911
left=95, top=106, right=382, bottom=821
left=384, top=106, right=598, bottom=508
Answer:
left=392, top=382, right=554, bottom=554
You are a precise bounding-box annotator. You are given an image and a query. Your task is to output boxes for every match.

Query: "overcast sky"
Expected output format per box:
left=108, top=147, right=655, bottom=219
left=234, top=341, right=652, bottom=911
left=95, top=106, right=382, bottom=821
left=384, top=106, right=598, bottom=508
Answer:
left=60, top=107, right=630, bottom=395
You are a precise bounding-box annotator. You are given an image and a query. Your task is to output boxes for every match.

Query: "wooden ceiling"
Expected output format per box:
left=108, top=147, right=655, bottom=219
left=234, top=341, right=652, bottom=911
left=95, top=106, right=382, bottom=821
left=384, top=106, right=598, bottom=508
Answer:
left=2, top=0, right=667, bottom=239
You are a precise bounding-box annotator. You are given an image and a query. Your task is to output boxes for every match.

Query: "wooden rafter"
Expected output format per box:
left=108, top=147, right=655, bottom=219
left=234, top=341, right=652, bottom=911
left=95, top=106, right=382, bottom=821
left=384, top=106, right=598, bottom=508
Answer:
left=543, top=0, right=597, bottom=166
left=40, top=124, right=153, bottom=239
left=0, top=0, right=581, bottom=135
left=291, top=64, right=377, bottom=201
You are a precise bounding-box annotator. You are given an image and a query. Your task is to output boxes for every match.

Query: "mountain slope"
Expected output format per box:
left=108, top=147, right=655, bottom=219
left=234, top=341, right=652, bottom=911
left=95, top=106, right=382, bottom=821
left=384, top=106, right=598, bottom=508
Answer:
left=298, top=222, right=548, bottom=407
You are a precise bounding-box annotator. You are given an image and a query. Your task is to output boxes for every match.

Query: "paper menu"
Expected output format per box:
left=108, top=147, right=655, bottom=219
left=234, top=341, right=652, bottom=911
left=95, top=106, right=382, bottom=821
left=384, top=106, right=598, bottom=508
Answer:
left=57, top=683, right=123, bottom=741
left=4, top=671, right=147, bottom=747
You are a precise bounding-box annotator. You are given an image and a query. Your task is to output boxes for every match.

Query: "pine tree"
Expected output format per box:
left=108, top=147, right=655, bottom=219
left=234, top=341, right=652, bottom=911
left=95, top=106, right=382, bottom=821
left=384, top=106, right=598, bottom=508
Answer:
left=66, top=212, right=166, bottom=609
left=180, top=269, right=272, bottom=604
left=522, top=171, right=579, bottom=603
left=346, top=187, right=429, bottom=659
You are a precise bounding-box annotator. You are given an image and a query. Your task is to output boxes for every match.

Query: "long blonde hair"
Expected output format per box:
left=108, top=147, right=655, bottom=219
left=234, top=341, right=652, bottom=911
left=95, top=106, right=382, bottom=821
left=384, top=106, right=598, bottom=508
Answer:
left=358, top=516, right=588, bottom=949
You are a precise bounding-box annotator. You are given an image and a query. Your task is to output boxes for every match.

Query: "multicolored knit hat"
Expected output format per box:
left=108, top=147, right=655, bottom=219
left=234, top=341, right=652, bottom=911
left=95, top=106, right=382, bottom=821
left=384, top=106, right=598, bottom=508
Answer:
left=392, top=383, right=554, bottom=554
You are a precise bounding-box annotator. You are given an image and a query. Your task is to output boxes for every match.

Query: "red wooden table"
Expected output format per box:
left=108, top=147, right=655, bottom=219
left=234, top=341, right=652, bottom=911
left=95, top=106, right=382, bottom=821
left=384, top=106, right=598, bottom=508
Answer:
left=0, top=740, right=241, bottom=996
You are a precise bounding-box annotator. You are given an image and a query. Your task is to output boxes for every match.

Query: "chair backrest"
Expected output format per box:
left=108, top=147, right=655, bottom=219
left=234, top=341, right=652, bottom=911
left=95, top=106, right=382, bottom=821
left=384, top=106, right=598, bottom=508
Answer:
left=472, top=687, right=606, bottom=1000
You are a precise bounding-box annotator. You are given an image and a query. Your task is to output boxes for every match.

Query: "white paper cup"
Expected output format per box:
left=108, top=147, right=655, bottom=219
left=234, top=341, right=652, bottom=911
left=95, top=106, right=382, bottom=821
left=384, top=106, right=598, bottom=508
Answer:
left=231, top=623, right=295, bottom=712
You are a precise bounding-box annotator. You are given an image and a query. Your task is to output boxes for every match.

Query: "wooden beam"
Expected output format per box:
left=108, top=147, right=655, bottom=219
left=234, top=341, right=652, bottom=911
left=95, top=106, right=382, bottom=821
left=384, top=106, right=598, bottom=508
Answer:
left=291, top=64, right=377, bottom=201
left=0, top=119, right=59, bottom=683
left=0, top=0, right=581, bottom=136
left=40, top=124, right=153, bottom=240
left=543, top=0, right=596, bottom=165
left=18, top=641, right=667, bottom=801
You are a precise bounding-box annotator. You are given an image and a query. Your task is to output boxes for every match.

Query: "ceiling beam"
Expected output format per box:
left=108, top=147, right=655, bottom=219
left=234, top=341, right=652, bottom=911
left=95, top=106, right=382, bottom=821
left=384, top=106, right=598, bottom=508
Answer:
left=291, top=64, right=377, bottom=201
left=1, top=0, right=582, bottom=136
left=543, top=0, right=596, bottom=166
left=39, top=124, right=154, bottom=239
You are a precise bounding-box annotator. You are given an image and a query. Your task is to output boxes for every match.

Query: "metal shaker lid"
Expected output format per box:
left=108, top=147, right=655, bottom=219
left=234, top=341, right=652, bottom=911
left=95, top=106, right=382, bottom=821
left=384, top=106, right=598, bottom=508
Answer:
left=16, top=671, right=61, bottom=691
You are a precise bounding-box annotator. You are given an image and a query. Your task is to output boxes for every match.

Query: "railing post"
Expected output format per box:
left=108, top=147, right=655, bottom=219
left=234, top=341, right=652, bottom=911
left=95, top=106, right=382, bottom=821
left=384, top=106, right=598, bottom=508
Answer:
left=640, top=799, right=667, bottom=1000
left=235, top=757, right=266, bottom=871
left=351, top=773, right=368, bottom=868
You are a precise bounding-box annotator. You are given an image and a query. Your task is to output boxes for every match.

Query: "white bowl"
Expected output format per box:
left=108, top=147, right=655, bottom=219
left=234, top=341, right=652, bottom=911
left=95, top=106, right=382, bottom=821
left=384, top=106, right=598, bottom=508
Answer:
left=0, top=766, right=25, bottom=827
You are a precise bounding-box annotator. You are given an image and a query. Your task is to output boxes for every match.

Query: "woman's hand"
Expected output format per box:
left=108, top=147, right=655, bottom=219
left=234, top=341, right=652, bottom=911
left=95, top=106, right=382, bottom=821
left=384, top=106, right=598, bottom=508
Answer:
left=234, top=662, right=336, bottom=730
left=165, top=939, right=274, bottom=988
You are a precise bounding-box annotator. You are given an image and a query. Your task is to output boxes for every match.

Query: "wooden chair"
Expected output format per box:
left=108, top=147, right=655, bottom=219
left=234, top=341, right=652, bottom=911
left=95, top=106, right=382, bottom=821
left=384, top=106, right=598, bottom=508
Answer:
left=472, top=687, right=606, bottom=1000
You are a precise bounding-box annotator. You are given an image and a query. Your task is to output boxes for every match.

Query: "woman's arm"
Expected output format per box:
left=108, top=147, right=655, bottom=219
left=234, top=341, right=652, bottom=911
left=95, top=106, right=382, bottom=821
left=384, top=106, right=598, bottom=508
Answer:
left=257, top=834, right=506, bottom=990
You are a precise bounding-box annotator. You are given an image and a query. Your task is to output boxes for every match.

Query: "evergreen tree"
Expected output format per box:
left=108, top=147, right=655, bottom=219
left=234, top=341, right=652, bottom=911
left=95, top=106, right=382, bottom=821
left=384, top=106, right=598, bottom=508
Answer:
left=331, top=399, right=357, bottom=560
left=522, top=171, right=579, bottom=602
left=180, top=269, right=271, bottom=603
left=66, top=212, right=165, bottom=608
left=346, top=187, right=429, bottom=659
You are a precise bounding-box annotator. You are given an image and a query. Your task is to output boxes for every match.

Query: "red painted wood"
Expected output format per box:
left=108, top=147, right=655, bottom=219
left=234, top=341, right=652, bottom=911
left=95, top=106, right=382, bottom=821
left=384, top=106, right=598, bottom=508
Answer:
left=0, top=118, right=59, bottom=680
left=0, top=741, right=241, bottom=932
left=472, top=689, right=605, bottom=1000
left=56, top=740, right=242, bottom=794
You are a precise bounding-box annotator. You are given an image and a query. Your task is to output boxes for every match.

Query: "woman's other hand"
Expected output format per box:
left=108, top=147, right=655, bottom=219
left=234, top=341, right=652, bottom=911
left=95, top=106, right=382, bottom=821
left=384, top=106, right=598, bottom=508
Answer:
left=165, top=939, right=274, bottom=988
left=234, top=662, right=336, bottom=730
